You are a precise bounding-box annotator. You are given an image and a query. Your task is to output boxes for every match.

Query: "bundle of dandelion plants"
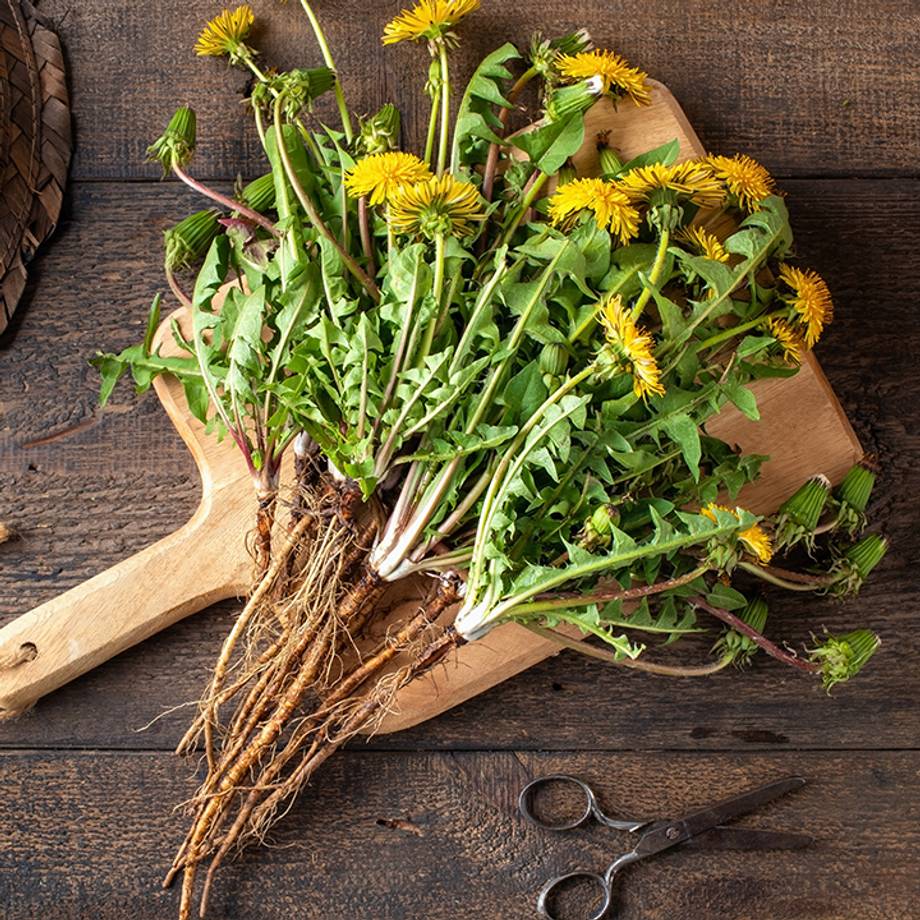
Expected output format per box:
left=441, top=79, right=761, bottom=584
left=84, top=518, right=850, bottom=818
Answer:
left=93, top=2, right=887, bottom=916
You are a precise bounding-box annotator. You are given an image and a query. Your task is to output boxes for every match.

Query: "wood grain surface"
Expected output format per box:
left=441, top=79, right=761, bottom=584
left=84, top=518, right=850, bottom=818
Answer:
left=1, top=2, right=918, bottom=918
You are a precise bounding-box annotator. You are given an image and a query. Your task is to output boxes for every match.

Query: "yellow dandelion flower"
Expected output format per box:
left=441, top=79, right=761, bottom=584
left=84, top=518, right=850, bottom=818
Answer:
left=556, top=50, right=651, bottom=106
left=388, top=173, right=484, bottom=238
left=344, top=152, right=433, bottom=206
left=599, top=293, right=665, bottom=399
left=676, top=225, right=729, bottom=263
left=707, top=153, right=775, bottom=212
left=548, top=178, right=640, bottom=246
left=382, top=0, right=480, bottom=45
left=194, top=5, right=255, bottom=58
left=702, top=503, right=774, bottom=564
left=777, top=264, right=834, bottom=347
left=767, top=316, right=804, bottom=365
left=619, top=160, right=725, bottom=210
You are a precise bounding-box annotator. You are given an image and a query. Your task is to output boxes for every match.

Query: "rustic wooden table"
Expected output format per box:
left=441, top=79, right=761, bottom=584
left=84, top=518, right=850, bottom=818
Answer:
left=1, top=2, right=918, bottom=918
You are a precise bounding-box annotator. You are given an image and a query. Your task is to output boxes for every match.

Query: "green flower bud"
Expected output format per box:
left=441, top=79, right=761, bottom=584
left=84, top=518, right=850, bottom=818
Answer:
left=424, top=57, right=443, bottom=100
left=163, top=209, right=220, bottom=271
left=358, top=103, right=401, bottom=155
left=830, top=533, right=888, bottom=596
left=580, top=504, right=620, bottom=549
left=241, top=173, right=276, bottom=213
left=146, top=106, right=197, bottom=175
left=808, top=629, right=880, bottom=692
left=556, top=162, right=577, bottom=186
left=713, top=597, right=768, bottom=667
left=597, top=144, right=623, bottom=177
left=529, top=29, right=594, bottom=77
left=774, top=474, right=831, bottom=551
left=539, top=342, right=569, bottom=377
left=545, top=78, right=603, bottom=122
left=847, top=533, right=888, bottom=580
left=257, top=67, right=336, bottom=119
left=838, top=463, right=875, bottom=512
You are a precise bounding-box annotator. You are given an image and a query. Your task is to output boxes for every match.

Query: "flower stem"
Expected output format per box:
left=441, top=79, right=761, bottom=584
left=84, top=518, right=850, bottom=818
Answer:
left=737, top=561, right=827, bottom=592
left=690, top=596, right=820, bottom=674
left=436, top=42, right=451, bottom=174
left=357, top=196, right=376, bottom=278
left=172, top=164, right=280, bottom=238
left=272, top=99, right=380, bottom=301
left=695, top=314, right=768, bottom=353
left=415, top=233, right=446, bottom=366
left=481, top=66, right=537, bottom=200
left=298, top=0, right=353, bottom=142
left=500, top=170, right=549, bottom=246
left=631, top=228, right=670, bottom=321
left=524, top=624, right=734, bottom=677
left=424, top=82, right=441, bottom=168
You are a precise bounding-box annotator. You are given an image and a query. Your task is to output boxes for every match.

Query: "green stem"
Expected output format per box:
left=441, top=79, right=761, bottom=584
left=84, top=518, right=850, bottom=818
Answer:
left=298, top=0, right=353, bottom=142
left=695, top=314, right=768, bottom=353
left=511, top=566, right=709, bottom=617
left=630, top=228, right=670, bottom=321
left=424, top=82, right=441, bottom=168
left=272, top=99, right=379, bottom=301
left=524, top=624, right=734, bottom=677
left=415, top=234, right=446, bottom=367
left=436, top=42, right=451, bottom=174
left=738, top=561, right=829, bottom=592
left=500, top=171, right=549, bottom=246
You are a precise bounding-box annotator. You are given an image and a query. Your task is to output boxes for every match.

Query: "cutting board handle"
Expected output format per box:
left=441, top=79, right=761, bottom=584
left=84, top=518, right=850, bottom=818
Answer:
left=0, top=499, right=251, bottom=719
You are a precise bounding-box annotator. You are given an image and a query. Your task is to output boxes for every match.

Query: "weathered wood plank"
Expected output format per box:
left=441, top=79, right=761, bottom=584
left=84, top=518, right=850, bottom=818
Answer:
left=0, top=178, right=917, bottom=751
left=0, top=749, right=916, bottom=919
left=34, top=0, right=920, bottom=180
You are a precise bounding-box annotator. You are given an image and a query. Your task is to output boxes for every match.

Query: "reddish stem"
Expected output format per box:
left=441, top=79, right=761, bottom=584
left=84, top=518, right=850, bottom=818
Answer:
left=172, top=164, right=281, bottom=239
left=690, top=596, right=820, bottom=674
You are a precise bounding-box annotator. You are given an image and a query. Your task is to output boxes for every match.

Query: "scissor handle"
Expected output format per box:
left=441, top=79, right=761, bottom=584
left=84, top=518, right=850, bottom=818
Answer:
left=536, top=870, right=613, bottom=920
left=519, top=774, right=643, bottom=832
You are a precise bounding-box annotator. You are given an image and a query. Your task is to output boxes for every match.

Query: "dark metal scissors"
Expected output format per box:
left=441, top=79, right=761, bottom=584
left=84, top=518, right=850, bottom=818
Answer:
left=519, top=773, right=813, bottom=920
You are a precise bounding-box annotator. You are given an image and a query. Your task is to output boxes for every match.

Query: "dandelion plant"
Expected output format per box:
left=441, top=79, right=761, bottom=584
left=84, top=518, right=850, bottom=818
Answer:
left=92, top=2, right=887, bottom=916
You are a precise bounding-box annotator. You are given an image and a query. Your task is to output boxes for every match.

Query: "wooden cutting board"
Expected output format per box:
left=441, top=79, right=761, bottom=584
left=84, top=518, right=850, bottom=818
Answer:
left=0, top=82, right=861, bottom=725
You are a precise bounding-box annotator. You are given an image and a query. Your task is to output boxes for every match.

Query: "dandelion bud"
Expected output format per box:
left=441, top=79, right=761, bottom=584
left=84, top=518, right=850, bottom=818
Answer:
left=358, top=103, right=402, bottom=155
left=241, top=173, right=276, bottom=212
left=580, top=504, right=620, bottom=549
left=163, top=209, right=220, bottom=271
left=830, top=533, right=888, bottom=596
left=835, top=462, right=876, bottom=537
left=774, top=474, right=831, bottom=551
left=556, top=162, right=577, bottom=186
left=545, top=78, right=603, bottom=122
left=838, top=463, right=875, bottom=514
left=809, top=629, right=880, bottom=692
left=424, top=57, right=443, bottom=100
left=539, top=342, right=569, bottom=377
left=529, top=29, right=594, bottom=78
left=847, top=533, right=888, bottom=580
left=147, top=106, right=197, bottom=175
left=597, top=144, right=623, bottom=177
left=713, top=597, right=768, bottom=667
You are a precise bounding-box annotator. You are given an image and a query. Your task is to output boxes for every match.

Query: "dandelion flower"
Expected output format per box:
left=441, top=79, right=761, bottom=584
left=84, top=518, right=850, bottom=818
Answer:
left=388, top=173, right=484, bottom=238
left=767, top=316, right=804, bottom=365
left=702, top=503, right=774, bottom=564
left=599, top=293, right=665, bottom=399
left=194, top=5, right=255, bottom=58
left=548, top=178, right=640, bottom=245
left=382, top=0, right=480, bottom=45
left=619, top=160, right=725, bottom=210
left=676, top=225, right=729, bottom=263
left=344, top=152, right=433, bottom=206
left=777, top=264, right=834, bottom=347
left=707, top=153, right=775, bottom=212
left=556, top=49, right=651, bottom=106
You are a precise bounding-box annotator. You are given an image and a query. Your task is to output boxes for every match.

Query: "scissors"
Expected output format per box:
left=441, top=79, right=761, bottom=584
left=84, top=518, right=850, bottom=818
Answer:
left=519, top=773, right=813, bottom=919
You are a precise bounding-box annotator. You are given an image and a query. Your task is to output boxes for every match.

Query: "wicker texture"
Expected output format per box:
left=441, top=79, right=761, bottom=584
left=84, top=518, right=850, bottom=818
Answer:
left=0, top=0, right=71, bottom=335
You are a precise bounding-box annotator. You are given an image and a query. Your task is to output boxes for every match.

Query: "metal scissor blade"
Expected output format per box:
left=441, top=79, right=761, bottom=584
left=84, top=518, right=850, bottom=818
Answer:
left=681, top=826, right=813, bottom=852
left=680, top=776, right=807, bottom=840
